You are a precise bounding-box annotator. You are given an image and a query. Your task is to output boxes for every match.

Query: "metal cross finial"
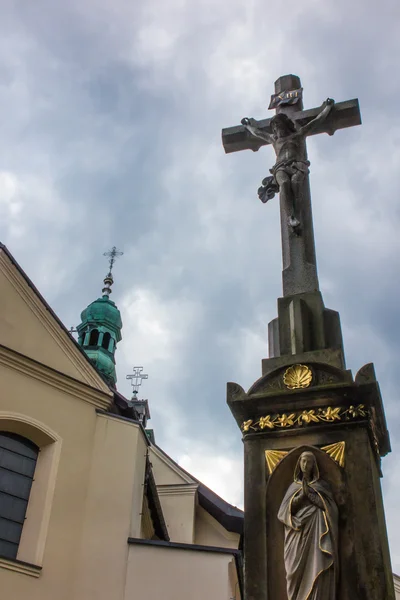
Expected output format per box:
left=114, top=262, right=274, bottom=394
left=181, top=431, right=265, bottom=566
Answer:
left=126, top=367, right=149, bottom=396
left=103, top=246, right=124, bottom=274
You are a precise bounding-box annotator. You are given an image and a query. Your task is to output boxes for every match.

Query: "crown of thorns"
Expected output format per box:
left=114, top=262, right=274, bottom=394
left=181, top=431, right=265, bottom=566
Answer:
left=270, top=113, right=297, bottom=133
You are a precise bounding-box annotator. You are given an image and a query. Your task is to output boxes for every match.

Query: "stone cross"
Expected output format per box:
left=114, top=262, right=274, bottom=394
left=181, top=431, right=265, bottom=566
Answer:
left=221, top=74, right=361, bottom=297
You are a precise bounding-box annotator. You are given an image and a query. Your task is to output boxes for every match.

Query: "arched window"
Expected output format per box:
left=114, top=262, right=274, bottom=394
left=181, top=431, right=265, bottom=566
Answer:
left=0, top=432, right=38, bottom=559
left=88, top=329, right=99, bottom=346
left=102, top=332, right=111, bottom=350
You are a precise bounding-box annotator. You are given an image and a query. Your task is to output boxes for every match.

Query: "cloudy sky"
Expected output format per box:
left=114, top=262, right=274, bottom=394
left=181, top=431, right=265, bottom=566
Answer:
left=1, top=0, right=400, bottom=571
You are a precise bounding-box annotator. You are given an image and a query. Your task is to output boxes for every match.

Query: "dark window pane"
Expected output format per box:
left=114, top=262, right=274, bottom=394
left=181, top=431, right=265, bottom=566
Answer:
left=0, top=433, right=38, bottom=560
left=0, top=538, right=18, bottom=559
left=0, top=448, right=36, bottom=478
left=0, top=517, right=22, bottom=544
left=0, top=492, right=27, bottom=523
left=0, top=433, right=38, bottom=460
left=102, top=332, right=111, bottom=349
left=0, top=468, right=33, bottom=499
left=89, top=329, right=99, bottom=345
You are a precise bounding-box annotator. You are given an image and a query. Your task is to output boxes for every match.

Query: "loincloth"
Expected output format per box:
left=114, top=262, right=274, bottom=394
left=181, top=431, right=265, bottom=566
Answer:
left=270, top=159, right=310, bottom=179
left=258, top=160, right=310, bottom=204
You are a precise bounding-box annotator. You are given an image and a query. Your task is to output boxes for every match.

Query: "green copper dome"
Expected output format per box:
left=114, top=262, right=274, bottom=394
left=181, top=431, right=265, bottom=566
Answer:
left=77, top=269, right=123, bottom=387
left=79, top=296, right=122, bottom=338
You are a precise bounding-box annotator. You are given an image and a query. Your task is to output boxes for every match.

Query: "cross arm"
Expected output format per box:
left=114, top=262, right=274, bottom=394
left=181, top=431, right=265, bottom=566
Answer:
left=221, top=98, right=361, bottom=154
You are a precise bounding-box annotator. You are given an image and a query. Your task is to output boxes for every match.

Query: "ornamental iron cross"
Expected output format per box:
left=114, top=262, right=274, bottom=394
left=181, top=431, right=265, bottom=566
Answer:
left=103, top=246, right=124, bottom=274
left=126, top=367, right=149, bottom=395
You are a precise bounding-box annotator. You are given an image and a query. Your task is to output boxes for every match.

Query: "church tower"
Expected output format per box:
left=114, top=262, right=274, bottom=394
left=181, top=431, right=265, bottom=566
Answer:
left=77, top=247, right=123, bottom=387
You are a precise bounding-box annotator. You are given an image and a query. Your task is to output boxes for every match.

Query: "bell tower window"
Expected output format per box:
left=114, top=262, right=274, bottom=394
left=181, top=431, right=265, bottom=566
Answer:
left=88, top=329, right=99, bottom=346
left=102, top=332, right=111, bottom=350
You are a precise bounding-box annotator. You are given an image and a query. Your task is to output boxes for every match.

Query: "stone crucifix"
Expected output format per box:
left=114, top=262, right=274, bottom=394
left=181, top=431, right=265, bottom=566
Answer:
left=222, top=75, right=361, bottom=297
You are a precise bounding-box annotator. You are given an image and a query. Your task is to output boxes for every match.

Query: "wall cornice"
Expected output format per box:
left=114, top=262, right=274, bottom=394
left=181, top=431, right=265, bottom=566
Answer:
left=0, top=251, right=109, bottom=392
left=0, top=344, right=112, bottom=411
left=127, top=536, right=240, bottom=555
left=0, top=555, right=41, bottom=578
left=157, top=483, right=199, bottom=497
left=394, top=573, right=400, bottom=594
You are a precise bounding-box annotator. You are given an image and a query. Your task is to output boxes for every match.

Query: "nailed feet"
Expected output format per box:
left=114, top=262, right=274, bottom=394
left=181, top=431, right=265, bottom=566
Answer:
left=288, top=215, right=301, bottom=234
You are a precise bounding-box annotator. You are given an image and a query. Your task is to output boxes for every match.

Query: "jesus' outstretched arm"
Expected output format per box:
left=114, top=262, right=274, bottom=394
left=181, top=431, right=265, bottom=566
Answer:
left=241, top=118, right=275, bottom=144
left=298, top=98, right=335, bottom=137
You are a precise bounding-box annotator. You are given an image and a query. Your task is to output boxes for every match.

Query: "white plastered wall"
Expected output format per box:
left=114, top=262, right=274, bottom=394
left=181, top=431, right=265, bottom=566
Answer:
left=124, top=544, right=239, bottom=600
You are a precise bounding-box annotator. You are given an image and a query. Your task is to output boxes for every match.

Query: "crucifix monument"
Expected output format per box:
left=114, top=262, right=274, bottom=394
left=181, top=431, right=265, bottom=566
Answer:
left=223, top=74, right=360, bottom=301
left=222, top=75, right=394, bottom=600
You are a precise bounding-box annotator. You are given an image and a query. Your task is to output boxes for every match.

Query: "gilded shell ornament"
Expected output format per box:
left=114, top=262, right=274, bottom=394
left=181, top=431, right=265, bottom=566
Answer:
left=283, top=364, right=312, bottom=390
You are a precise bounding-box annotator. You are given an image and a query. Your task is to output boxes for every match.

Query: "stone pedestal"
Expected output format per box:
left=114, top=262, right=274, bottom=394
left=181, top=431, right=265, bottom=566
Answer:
left=228, top=357, right=394, bottom=600
left=268, top=291, right=344, bottom=361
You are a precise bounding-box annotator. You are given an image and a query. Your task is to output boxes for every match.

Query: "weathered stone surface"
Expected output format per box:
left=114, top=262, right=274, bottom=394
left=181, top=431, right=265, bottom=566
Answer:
left=267, top=317, right=280, bottom=357
left=250, top=362, right=350, bottom=395
left=268, top=291, right=345, bottom=363
left=223, top=75, right=358, bottom=363
left=262, top=347, right=346, bottom=376
left=221, top=98, right=361, bottom=154
left=224, top=74, right=392, bottom=600
left=274, top=74, right=302, bottom=97
left=244, top=429, right=395, bottom=600
left=228, top=359, right=393, bottom=599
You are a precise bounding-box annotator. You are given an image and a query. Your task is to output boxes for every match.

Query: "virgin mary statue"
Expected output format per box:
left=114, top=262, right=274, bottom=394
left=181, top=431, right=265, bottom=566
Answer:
left=277, top=451, right=339, bottom=600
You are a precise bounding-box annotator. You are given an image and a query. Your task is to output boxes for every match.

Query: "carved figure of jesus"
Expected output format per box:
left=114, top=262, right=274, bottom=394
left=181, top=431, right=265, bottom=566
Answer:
left=241, top=99, right=334, bottom=231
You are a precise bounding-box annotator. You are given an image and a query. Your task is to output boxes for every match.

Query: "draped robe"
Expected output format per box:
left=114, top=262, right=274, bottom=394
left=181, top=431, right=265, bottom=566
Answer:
left=277, top=463, right=339, bottom=600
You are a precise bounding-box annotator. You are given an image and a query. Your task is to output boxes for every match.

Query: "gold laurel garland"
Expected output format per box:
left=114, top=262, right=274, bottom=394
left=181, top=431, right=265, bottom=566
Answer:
left=242, top=404, right=367, bottom=433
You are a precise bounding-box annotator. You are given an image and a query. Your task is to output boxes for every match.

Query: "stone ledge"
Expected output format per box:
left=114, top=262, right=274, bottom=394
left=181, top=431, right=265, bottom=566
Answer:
left=157, top=483, right=199, bottom=496
left=128, top=536, right=240, bottom=555
left=393, top=573, right=400, bottom=594
left=0, top=555, right=42, bottom=578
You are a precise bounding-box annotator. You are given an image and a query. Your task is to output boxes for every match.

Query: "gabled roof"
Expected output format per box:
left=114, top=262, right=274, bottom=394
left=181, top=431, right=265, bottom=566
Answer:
left=197, top=481, right=243, bottom=535
left=0, top=242, right=111, bottom=393
left=152, top=443, right=243, bottom=534
left=0, top=243, right=152, bottom=421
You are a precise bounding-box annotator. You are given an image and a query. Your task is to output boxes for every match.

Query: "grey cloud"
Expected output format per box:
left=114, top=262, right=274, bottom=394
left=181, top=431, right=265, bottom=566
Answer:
left=1, top=0, right=400, bottom=570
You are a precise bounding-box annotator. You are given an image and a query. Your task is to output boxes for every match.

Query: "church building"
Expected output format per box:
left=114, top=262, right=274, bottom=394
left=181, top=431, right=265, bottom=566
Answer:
left=0, top=242, right=243, bottom=599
